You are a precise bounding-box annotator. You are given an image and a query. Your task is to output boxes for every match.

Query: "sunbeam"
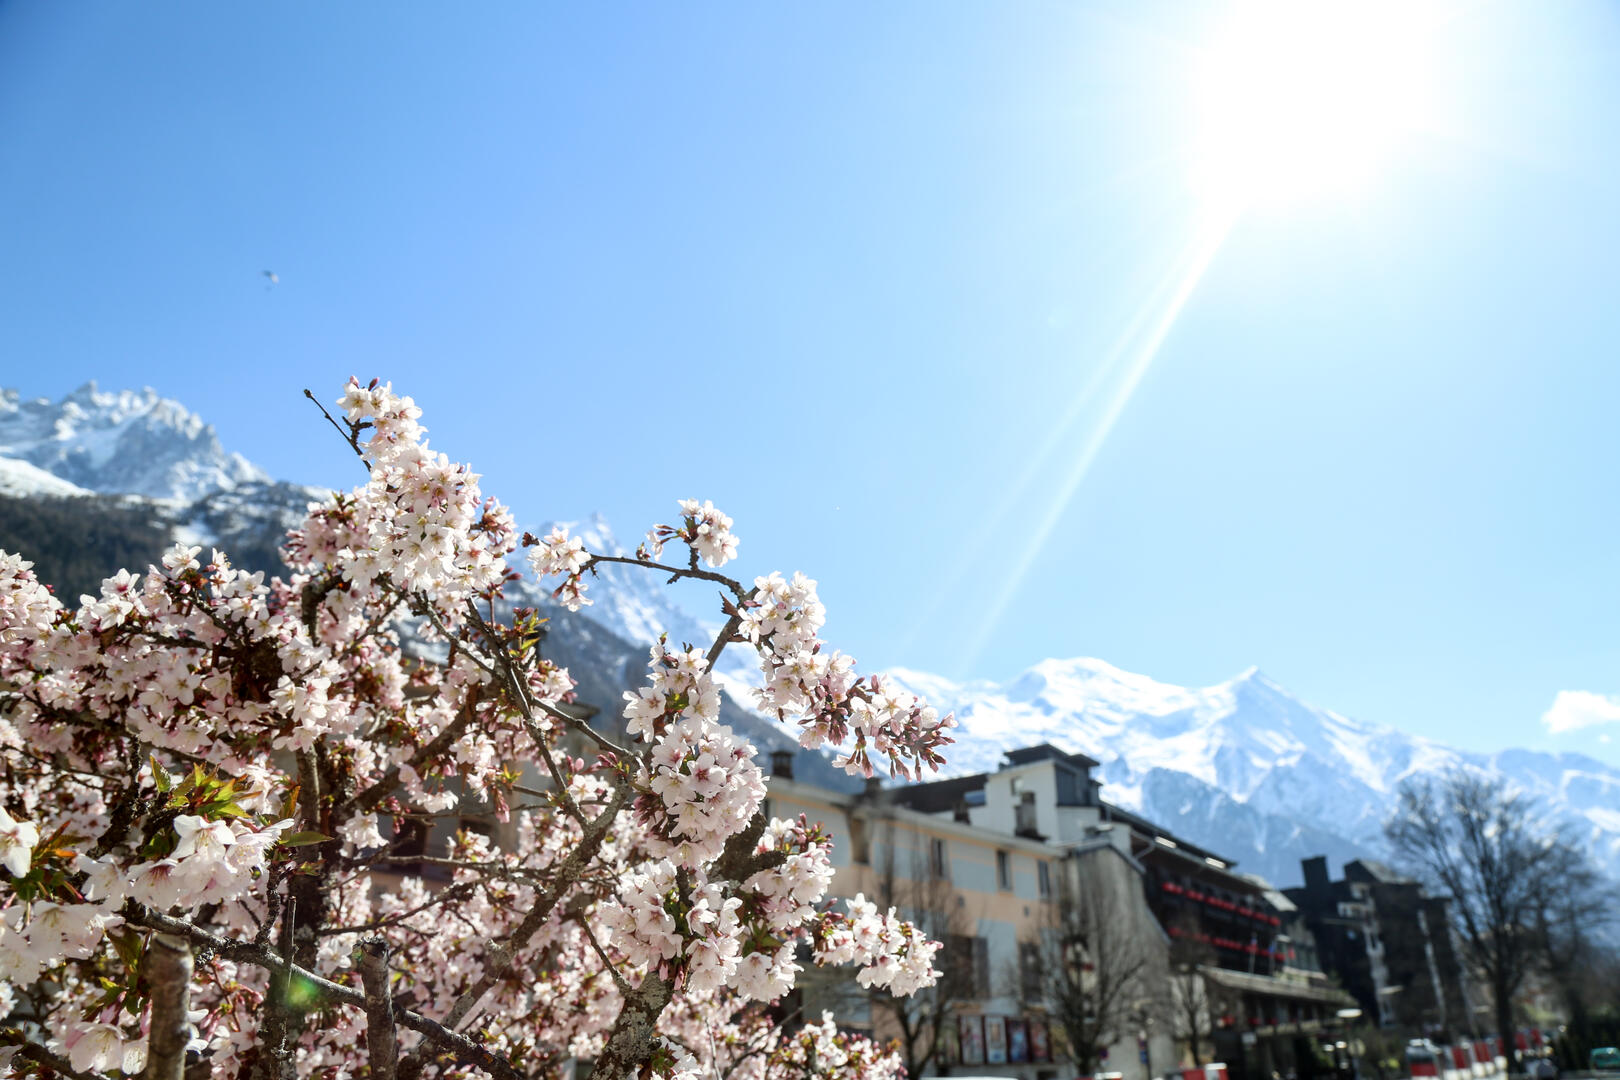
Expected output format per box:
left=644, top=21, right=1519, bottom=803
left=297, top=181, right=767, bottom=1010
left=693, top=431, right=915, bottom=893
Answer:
left=894, top=227, right=1222, bottom=659
left=959, top=208, right=1237, bottom=668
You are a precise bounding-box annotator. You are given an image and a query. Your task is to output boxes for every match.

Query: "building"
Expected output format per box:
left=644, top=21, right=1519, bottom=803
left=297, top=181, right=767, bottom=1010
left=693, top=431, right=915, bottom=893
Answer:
left=1285, top=857, right=1479, bottom=1039
left=884, top=744, right=1355, bottom=1080
left=767, top=763, right=1073, bottom=1080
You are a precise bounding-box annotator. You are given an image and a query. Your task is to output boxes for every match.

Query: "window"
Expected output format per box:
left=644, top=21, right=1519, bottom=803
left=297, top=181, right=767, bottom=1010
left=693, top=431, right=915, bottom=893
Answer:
left=930, top=837, right=949, bottom=880
left=1038, top=860, right=1052, bottom=899
left=849, top=815, right=870, bottom=865
left=945, top=935, right=991, bottom=997
left=1019, top=941, right=1044, bottom=1002
left=997, top=850, right=1012, bottom=891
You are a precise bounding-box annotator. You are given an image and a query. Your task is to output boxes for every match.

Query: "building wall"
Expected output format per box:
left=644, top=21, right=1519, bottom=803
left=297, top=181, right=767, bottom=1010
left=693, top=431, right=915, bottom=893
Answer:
left=767, top=776, right=1067, bottom=1080
left=764, top=761, right=1359, bottom=1080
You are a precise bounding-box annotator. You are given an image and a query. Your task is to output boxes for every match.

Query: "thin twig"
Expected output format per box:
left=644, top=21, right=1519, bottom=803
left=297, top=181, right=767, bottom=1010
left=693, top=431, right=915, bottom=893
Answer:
left=303, top=388, right=372, bottom=470
left=576, top=914, right=632, bottom=997
left=583, top=554, right=745, bottom=600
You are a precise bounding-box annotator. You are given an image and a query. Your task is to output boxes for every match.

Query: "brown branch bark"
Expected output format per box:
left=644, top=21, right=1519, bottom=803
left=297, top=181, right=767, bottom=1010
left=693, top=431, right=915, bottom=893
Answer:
left=145, top=934, right=194, bottom=1080
left=584, top=973, right=675, bottom=1080
left=358, top=938, right=399, bottom=1080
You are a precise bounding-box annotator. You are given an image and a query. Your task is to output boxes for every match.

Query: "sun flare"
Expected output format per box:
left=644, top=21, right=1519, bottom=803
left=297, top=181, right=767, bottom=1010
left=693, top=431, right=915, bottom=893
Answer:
left=1191, top=0, right=1437, bottom=210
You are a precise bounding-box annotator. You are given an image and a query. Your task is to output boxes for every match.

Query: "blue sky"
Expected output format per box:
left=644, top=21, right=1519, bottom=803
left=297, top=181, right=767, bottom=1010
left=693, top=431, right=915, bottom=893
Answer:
left=3, top=2, right=1619, bottom=767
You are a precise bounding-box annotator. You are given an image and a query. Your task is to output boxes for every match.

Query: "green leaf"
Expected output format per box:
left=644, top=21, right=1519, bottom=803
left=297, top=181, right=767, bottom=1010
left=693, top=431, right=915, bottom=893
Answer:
left=151, top=756, right=172, bottom=793
left=201, top=799, right=250, bottom=820
left=108, top=927, right=145, bottom=974
left=279, top=832, right=333, bottom=848
left=172, top=766, right=202, bottom=799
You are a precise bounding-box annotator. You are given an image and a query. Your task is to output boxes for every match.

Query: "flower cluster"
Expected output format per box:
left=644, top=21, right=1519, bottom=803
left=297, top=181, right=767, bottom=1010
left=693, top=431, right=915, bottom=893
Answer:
left=625, top=646, right=765, bottom=866
left=813, top=893, right=943, bottom=996
left=744, top=571, right=955, bottom=779
left=290, top=378, right=518, bottom=627
left=597, top=817, right=840, bottom=1006
left=126, top=813, right=294, bottom=910
left=640, top=499, right=739, bottom=568
left=527, top=525, right=593, bottom=610
left=766, top=1014, right=906, bottom=1080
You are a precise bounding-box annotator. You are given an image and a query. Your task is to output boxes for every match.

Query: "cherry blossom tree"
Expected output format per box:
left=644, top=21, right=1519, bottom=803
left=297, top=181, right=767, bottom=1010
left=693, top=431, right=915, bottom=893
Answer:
left=0, top=380, right=953, bottom=1080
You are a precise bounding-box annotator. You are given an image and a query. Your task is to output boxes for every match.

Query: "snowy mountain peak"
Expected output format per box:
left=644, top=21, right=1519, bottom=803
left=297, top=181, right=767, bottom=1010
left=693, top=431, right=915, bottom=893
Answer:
left=0, top=383, right=269, bottom=501
left=888, top=656, right=1620, bottom=887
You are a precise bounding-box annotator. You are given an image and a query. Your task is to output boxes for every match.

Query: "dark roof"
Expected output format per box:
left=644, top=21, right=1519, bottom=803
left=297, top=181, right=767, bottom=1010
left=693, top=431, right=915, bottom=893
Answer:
left=1003, top=743, right=1101, bottom=769
left=886, top=772, right=989, bottom=814
left=1100, top=801, right=1240, bottom=870
left=1344, top=859, right=1414, bottom=886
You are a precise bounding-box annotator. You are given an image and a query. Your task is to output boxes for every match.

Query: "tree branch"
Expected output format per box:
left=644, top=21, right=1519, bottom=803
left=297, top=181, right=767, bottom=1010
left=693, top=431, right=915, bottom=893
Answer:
left=358, top=938, right=399, bottom=1080
left=583, top=553, right=745, bottom=600
left=5, top=1039, right=102, bottom=1080
left=146, top=934, right=194, bottom=1080
left=303, top=389, right=372, bottom=470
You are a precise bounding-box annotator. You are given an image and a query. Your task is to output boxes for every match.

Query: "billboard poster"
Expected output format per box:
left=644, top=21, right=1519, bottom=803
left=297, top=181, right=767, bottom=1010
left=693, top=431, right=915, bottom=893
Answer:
left=1029, top=1020, right=1051, bottom=1063
left=1007, top=1019, right=1029, bottom=1063
left=959, top=1015, right=985, bottom=1066
left=941, top=1018, right=960, bottom=1066
left=985, top=1016, right=1008, bottom=1065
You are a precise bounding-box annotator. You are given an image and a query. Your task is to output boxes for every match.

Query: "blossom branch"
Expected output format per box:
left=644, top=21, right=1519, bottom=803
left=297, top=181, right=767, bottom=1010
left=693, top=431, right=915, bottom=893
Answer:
left=584, top=553, right=746, bottom=599
left=3, top=1038, right=102, bottom=1080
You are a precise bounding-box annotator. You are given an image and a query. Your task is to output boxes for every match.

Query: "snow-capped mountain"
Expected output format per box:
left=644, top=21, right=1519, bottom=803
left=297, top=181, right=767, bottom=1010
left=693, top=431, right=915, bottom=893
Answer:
left=0, top=383, right=269, bottom=501
left=0, top=455, right=91, bottom=498
left=5, top=382, right=1618, bottom=891
left=884, top=658, right=1620, bottom=888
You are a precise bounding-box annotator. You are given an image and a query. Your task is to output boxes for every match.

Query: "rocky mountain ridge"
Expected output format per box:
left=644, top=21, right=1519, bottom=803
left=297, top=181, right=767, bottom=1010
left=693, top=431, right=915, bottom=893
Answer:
left=1, top=383, right=268, bottom=502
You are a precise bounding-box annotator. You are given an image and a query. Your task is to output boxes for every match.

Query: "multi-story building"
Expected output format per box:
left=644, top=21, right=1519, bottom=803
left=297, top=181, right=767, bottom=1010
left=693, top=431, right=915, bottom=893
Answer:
left=884, top=744, right=1354, bottom=1080
left=766, top=760, right=1075, bottom=1080
left=1285, top=857, right=1478, bottom=1039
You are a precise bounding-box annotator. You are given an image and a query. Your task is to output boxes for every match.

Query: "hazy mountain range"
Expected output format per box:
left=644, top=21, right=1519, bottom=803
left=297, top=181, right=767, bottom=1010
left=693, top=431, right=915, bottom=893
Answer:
left=3, top=383, right=1617, bottom=889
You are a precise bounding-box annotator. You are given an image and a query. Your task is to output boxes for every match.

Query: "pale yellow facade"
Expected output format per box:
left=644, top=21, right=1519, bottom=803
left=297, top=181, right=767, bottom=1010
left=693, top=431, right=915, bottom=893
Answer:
left=766, top=775, right=1178, bottom=1080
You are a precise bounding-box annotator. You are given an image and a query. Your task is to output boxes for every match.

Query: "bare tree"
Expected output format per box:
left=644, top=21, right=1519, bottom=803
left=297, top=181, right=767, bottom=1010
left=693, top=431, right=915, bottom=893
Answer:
left=1532, top=842, right=1614, bottom=1037
left=1385, top=772, right=1584, bottom=1076
left=867, top=815, right=982, bottom=1080
left=1166, top=914, right=1227, bottom=1069
left=1023, top=856, right=1162, bottom=1077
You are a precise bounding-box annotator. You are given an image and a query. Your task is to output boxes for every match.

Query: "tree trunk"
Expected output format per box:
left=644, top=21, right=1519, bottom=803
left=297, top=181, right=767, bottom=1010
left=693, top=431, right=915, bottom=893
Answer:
left=1494, top=974, right=1516, bottom=1077
left=1076, top=1038, right=1096, bottom=1078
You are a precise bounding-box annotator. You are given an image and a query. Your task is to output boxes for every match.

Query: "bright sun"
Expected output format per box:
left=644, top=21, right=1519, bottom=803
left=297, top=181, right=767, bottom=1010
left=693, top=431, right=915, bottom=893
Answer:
left=1191, top=0, right=1437, bottom=210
